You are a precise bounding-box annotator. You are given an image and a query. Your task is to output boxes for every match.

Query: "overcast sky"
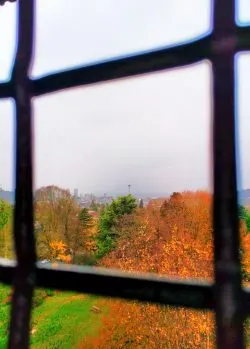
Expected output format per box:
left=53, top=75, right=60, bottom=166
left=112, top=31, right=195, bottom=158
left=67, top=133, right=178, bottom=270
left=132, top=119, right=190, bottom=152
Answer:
left=0, top=1, right=250, bottom=196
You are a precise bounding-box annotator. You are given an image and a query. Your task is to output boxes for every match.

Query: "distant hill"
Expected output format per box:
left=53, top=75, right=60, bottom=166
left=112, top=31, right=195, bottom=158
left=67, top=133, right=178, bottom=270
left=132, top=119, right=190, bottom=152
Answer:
left=239, top=189, right=250, bottom=206
left=0, top=190, right=14, bottom=204
left=1, top=188, right=250, bottom=207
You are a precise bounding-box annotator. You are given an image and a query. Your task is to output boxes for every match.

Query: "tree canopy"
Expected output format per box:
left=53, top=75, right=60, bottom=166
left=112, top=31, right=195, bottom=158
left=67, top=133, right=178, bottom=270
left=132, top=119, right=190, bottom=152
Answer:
left=0, top=199, right=10, bottom=230
left=96, top=195, right=137, bottom=257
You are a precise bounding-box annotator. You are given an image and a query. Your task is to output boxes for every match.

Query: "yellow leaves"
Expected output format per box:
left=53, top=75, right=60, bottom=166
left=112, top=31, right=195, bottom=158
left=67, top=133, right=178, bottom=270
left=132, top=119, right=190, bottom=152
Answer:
left=58, top=254, right=72, bottom=263
left=81, top=298, right=215, bottom=349
left=171, top=224, right=178, bottom=233
left=49, top=240, right=71, bottom=263
left=49, top=240, right=67, bottom=252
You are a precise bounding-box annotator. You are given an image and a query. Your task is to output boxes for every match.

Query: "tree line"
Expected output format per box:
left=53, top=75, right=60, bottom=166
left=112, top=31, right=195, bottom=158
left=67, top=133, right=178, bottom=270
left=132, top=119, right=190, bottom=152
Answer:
left=1, top=187, right=250, bottom=347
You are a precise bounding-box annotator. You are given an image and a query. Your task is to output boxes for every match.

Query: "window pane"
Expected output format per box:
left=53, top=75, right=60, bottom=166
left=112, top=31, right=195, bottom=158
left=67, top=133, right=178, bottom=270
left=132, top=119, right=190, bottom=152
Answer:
left=32, top=0, right=212, bottom=77
left=0, top=100, right=15, bottom=260
left=237, top=53, right=250, bottom=199
left=0, top=2, right=17, bottom=80
left=236, top=0, right=250, bottom=25
left=33, top=62, right=213, bottom=281
left=237, top=56, right=250, bottom=349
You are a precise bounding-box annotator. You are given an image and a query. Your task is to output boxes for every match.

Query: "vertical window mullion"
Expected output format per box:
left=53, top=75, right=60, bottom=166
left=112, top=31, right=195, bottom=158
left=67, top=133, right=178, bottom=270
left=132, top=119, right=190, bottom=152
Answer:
left=8, top=1, right=36, bottom=348
left=212, top=1, right=244, bottom=348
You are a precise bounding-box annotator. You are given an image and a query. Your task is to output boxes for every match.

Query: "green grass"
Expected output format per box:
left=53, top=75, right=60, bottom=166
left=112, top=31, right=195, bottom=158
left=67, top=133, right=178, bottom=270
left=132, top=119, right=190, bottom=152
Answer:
left=0, top=284, right=11, bottom=349
left=0, top=284, right=107, bottom=349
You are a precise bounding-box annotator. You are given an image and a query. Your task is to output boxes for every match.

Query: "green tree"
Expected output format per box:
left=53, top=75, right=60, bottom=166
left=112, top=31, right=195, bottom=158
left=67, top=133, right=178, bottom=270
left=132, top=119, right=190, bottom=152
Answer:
left=71, top=208, right=95, bottom=263
left=0, top=200, right=13, bottom=258
left=96, top=195, right=137, bottom=258
left=0, top=199, right=9, bottom=230
left=239, top=205, right=248, bottom=221
left=79, top=208, right=93, bottom=228
left=238, top=205, right=250, bottom=232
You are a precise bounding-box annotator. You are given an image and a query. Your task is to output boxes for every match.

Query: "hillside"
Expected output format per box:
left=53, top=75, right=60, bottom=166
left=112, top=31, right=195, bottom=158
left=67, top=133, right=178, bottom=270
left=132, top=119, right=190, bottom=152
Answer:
left=0, top=284, right=107, bottom=349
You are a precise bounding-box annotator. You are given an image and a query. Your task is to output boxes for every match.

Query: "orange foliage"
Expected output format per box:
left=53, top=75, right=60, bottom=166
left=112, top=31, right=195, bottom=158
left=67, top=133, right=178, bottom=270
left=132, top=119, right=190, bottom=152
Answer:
left=242, top=233, right=250, bottom=275
left=101, top=191, right=213, bottom=279
left=82, top=191, right=215, bottom=348
left=241, top=224, right=250, bottom=280
left=81, top=300, right=214, bottom=349
left=49, top=240, right=72, bottom=263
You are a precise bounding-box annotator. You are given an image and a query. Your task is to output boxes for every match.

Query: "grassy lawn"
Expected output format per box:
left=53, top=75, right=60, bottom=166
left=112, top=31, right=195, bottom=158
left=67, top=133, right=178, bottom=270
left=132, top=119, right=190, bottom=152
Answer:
left=0, top=284, right=106, bottom=349
left=0, top=284, right=11, bottom=349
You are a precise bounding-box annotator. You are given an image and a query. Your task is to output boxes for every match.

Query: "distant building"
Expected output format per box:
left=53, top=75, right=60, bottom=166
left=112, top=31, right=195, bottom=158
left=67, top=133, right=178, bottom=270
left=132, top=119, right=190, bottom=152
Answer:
left=98, top=195, right=113, bottom=205
left=139, top=198, right=144, bottom=208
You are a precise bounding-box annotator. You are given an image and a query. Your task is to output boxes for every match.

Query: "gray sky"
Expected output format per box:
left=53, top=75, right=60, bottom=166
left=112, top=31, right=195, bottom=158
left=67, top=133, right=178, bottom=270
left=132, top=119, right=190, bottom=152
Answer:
left=0, top=1, right=250, bottom=196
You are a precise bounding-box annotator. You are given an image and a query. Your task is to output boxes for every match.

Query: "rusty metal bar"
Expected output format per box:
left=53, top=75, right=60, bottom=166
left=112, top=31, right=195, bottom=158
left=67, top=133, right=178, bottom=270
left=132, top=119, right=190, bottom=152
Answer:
left=212, top=1, right=245, bottom=348
left=31, top=36, right=211, bottom=96
left=1, top=260, right=250, bottom=313
left=0, top=81, right=12, bottom=98
left=23, top=26, right=250, bottom=98
left=0, top=27, right=250, bottom=100
left=0, top=261, right=214, bottom=309
left=8, top=1, right=36, bottom=349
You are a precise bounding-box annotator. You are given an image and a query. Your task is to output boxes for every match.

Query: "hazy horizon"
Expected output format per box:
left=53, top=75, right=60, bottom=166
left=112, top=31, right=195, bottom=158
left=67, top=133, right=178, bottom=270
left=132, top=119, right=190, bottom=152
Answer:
left=1, top=1, right=250, bottom=196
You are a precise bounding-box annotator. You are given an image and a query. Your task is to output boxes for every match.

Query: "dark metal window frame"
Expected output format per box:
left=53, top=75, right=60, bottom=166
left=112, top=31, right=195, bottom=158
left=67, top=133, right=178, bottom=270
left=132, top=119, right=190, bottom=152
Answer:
left=0, top=1, right=250, bottom=348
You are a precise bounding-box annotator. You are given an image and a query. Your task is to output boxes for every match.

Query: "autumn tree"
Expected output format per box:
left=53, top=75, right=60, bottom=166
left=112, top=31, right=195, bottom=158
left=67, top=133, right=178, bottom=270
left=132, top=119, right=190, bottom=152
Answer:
left=90, top=191, right=215, bottom=348
left=0, top=199, right=9, bottom=230
left=35, top=186, right=80, bottom=260
left=70, top=208, right=94, bottom=263
left=0, top=199, right=13, bottom=258
left=79, top=208, right=93, bottom=227
left=49, top=241, right=71, bottom=263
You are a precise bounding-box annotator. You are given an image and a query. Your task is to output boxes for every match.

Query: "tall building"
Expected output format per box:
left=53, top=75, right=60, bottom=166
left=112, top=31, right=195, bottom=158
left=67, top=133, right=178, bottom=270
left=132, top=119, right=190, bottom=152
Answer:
left=74, top=188, right=78, bottom=199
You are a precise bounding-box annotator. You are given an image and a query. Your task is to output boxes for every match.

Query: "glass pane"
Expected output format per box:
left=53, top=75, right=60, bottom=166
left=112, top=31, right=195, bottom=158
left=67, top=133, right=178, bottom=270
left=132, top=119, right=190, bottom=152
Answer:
left=33, top=61, right=213, bottom=281
left=237, top=53, right=250, bottom=201
left=237, top=0, right=250, bottom=25
left=32, top=0, right=212, bottom=77
left=0, top=2, right=17, bottom=81
left=236, top=52, right=250, bottom=349
left=29, top=290, right=215, bottom=349
left=0, top=100, right=15, bottom=260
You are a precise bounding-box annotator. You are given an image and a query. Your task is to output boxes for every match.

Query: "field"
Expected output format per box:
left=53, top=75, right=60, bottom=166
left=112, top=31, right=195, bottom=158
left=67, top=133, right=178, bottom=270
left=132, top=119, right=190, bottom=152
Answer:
left=0, top=284, right=106, bottom=349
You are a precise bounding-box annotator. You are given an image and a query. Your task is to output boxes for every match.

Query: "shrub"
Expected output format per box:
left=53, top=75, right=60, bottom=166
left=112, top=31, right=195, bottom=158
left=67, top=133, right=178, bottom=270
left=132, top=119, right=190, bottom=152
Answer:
left=32, top=288, right=55, bottom=308
left=73, top=253, right=97, bottom=266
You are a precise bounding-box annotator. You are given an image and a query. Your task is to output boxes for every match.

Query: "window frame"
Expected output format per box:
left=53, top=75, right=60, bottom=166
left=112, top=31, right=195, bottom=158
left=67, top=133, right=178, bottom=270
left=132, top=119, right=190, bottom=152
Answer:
left=0, top=1, right=250, bottom=348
